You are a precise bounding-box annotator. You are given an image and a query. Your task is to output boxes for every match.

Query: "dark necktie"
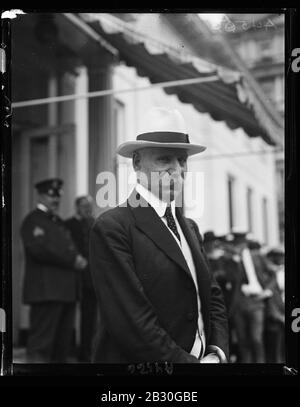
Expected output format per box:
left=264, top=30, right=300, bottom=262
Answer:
left=164, top=205, right=181, bottom=243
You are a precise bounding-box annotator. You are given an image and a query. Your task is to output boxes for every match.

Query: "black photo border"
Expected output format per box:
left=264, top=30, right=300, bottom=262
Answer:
left=1, top=6, right=299, bottom=388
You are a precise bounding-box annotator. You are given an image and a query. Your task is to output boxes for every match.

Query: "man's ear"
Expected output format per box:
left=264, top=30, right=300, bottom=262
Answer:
left=132, top=151, right=141, bottom=171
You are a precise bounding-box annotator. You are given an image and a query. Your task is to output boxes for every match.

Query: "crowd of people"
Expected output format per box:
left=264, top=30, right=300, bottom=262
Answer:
left=203, top=230, right=285, bottom=363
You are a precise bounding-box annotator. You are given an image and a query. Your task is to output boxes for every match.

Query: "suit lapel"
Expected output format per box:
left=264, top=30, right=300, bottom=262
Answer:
left=176, top=208, right=211, bottom=333
left=128, top=190, right=212, bottom=335
left=128, top=190, right=192, bottom=278
left=176, top=208, right=211, bottom=282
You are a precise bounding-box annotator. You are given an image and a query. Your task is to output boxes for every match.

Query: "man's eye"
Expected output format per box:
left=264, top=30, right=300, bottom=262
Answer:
left=158, top=157, right=170, bottom=162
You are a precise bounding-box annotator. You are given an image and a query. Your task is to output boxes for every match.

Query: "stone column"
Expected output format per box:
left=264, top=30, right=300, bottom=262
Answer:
left=87, top=54, right=116, bottom=206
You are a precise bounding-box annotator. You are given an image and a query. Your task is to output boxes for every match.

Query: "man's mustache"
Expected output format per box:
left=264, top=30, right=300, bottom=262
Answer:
left=157, top=170, right=185, bottom=180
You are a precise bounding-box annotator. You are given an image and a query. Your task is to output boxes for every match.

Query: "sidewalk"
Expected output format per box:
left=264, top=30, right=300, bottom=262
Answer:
left=13, top=347, right=79, bottom=363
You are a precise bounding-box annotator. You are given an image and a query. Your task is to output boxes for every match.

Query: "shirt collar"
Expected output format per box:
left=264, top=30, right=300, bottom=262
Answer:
left=135, top=183, right=176, bottom=218
left=37, top=203, right=49, bottom=213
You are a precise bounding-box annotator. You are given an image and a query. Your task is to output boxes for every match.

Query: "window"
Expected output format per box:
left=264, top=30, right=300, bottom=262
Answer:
left=258, top=38, right=274, bottom=60
left=262, top=197, right=269, bottom=245
left=227, top=175, right=235, bottom=231
left=247, top=187, right=253, bottom=233
left=30, top=136, right=50, bottom=208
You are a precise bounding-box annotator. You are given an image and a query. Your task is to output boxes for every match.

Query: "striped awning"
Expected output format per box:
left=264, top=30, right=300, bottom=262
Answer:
left=78, top=13, right=283, bottom=147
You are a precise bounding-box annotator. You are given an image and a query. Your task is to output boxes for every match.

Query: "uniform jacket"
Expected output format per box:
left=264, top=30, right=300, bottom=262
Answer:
left=65, top=216, right=94, bottom=291
left=21, top=208, right=79, bottom=304
left=89, top=190, right=229, bottom=363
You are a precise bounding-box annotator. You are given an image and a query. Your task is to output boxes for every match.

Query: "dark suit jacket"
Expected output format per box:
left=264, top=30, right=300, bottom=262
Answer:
left=89, top=190, right=229, bottom=363
left=21, top=208, right=79, bottom=304
left=65, top=216, right=94, bottom=291
left=225, top=250, right=277, bottom=313
left=207, top=255, right=237, bottom=319
left=251, top=252, right=276, bottom=289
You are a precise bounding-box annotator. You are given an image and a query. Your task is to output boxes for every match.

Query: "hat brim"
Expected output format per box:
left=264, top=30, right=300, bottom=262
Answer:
left=117, top=140, right=206, bottom=158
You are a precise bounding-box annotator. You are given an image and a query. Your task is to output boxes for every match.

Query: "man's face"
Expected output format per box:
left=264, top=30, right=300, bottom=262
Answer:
left=273, top=255, right=284, bottom=266
left=77, top=198, right=93, bottom=219
left=135, top=147, right=188, bottom=203
left=39, top=193, right=60, bottom=213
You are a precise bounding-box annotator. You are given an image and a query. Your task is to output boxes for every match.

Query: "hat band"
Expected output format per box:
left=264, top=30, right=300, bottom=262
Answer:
left=137, top=132, right=189, bottom=144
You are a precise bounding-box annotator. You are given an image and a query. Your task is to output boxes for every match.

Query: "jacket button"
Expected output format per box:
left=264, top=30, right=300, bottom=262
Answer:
left=187, top=312, right=194, bottom=321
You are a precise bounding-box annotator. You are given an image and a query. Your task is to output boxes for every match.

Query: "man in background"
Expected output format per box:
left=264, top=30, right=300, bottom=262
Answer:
left=203, top=231, right=232, bottom=312
left=65, top=196, right=96, bottom=362
left=264, top=248, right=285, bottom=363
left=203, top=231, right=241, bottom=362
left=21, top=179, right=87, bottom=363
left=231, top=232, right=273, bottom=363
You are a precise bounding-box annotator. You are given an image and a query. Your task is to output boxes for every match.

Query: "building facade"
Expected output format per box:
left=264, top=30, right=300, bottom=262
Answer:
left=225, top=13, right=285, bottom=243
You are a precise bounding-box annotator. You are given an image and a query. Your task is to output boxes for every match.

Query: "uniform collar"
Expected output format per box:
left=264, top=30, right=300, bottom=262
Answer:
left=135, top=183, right=176, bottom=218
left=37, top=203, right=49, bottom=213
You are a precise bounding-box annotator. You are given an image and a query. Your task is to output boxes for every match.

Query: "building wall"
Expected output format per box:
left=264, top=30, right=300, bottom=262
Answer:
left=226, top=14, right=284, bottom=244
left=132, top=14, right=198, bottom=56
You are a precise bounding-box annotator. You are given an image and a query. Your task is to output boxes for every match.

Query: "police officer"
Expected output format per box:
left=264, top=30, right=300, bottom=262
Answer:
left=65, top=196, right=97, bottom=362
left=21, top=178, right=87, bottom=363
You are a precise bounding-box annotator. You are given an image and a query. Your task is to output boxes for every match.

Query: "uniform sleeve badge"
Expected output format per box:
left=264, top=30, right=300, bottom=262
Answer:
left=33, top=226, right=45, bottom=237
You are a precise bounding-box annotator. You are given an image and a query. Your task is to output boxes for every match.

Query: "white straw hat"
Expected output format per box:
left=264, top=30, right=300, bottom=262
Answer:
left=117, top=107, right=206, bottom=158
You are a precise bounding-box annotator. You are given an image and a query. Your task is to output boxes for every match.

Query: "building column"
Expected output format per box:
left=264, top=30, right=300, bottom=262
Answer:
left=87, top=55, right=115, bottom=207
left=75, top=66, right=89, bottom=196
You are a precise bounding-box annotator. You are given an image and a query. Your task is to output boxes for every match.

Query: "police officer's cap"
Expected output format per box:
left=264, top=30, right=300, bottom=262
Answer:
left=230, top=229, right=249, bottom=244
left=267, top=247, right=284, bottom=257
left=35, top=178, right=63, bottom=197
left=248, top=240, right=261, bottom=250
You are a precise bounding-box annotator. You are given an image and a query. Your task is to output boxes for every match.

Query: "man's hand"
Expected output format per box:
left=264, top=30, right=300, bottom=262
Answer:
left=199, top=353, right=220, bottom=363
left=241, top=284, right=263, bottom=297
left=74, top=254, right=88, bottom=270
left=255, top=288, right=273, bottom=300
left=241, top=284, right=273, bottom=299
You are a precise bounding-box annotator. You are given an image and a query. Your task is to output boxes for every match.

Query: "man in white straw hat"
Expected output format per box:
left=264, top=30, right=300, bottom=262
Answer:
left=90, top=107, right=228, bottom=363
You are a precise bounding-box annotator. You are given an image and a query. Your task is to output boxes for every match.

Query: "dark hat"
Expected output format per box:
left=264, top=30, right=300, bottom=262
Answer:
left=117, top=107, right=206, bottom=158
left=266, top=247, right=284, bottom=257
left=231, top=229, right=249, bottom=243
left=35, top=178, right=63, bottom=197
left=216, top=234, right=230, bottom=242
left=203, top=231, right=217, bottom=243
left=248, top=240, right=262, bottom=250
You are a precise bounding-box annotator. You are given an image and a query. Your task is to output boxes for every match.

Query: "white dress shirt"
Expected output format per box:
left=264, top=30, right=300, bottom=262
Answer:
left=135, top=183, right=206, bottom=358
left=241, top=248, right=263, bottom=295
